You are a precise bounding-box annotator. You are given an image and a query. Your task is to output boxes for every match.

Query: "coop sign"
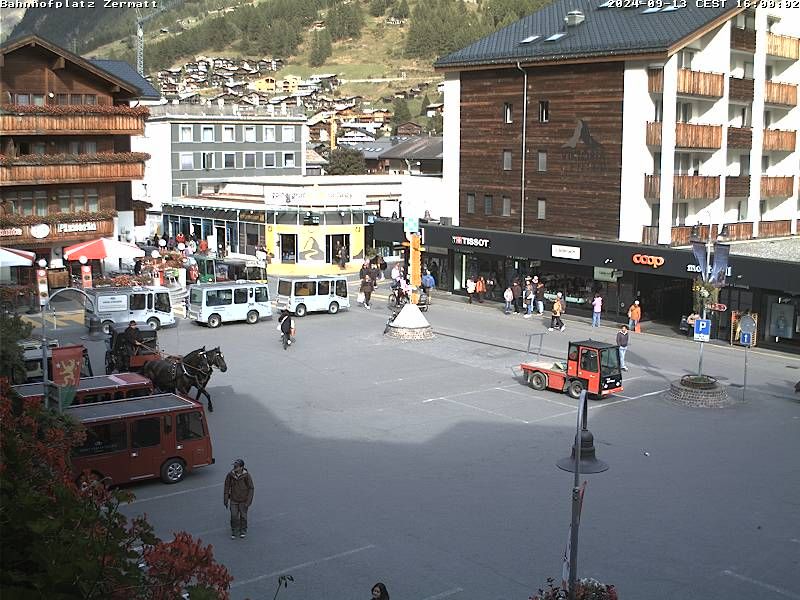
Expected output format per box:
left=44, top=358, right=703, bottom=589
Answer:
left=451, top=235, right=491, bottom=248
left=57, top=222, right=98, bottom=234
left=0, top=227, right=23, bottom=237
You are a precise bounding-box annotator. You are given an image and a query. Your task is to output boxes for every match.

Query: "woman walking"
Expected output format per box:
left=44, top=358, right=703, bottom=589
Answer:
left=360, top=274, right=374, bottom=310
left=371, top=582, right=390, bottom=600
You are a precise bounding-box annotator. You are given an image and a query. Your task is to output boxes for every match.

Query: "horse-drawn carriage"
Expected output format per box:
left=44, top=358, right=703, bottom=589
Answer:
left=105, top=322, right=161, bottom=375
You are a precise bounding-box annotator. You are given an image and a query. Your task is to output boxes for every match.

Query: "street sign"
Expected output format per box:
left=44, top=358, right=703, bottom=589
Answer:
left=707, top=303, right=727, bottom=312
left=403, top=217, right=419, bottom=233
left=739, top=314, right=756, bottom=335
left=740, top=332, right=752, bottom=346
left=693, top=318, right=711, bottom=342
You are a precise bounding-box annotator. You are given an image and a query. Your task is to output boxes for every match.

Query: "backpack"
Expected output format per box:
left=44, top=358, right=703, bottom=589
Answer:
left=280, top=316, right=292, bottom=334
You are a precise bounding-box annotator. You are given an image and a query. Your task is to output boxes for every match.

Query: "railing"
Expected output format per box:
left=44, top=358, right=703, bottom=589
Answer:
left=720, top=221, right=753, bottom=241
left=759, top=219, right=791, bottom=238
left=674, top=175, right=720, bottom=200
left=729, top=77, right=754, bottom=103
left=731, top=27, right=756, bottom=53
left=647, top=68, right=664, bottom=94
left=0, top=112, right=146, bottom=135
left=0, top=160, right=145, bottom=186
left=641, top=223, right=757, bottom=247
left=641, top=225, right=659, bottom=245
left=762, top=129, right=796, bottom=152
left=677, top=68, right=724, bottom=98
left=675, top=123, right=722, bottom=149
left=646, top=122, right=662, bottom=146
left=727, top=126, right=752, bottom=149
left=147, top=103, right=306, bottom=118
left=725, top=175, right=750, bottom=197
left=760, top=176, right=794, bottom=198
left=0, top=218, right=114, bottom=244
left=766, top=32, right=800, bottom=60
left=644, top=174, right=661, bottom=199
left=670, top=225, right=703, bottom=246
left=764, top=81, right=798, bottom=107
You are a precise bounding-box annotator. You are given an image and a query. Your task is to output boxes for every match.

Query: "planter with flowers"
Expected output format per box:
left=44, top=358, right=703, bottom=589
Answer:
left=532, top=577, right=618, bottom=600
left=692, top=279, right=719, bottom=314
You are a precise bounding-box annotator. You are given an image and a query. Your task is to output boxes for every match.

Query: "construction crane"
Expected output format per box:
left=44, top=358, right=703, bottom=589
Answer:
left=135, top=0, right=184, bottom=75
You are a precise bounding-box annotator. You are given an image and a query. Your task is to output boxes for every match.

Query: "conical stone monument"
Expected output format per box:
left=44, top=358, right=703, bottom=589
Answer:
left=386, top=302, right=433, bottom=340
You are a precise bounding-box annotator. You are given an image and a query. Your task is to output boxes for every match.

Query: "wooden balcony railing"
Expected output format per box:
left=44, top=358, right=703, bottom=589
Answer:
left=0, top=112, right=146, bottom=135
left=766, top=32, right=800, bottom=60
left=720, top=221, right=753, bottom=241
left=764, top=81, right=798, bottom=107
left=648, top=68, right=664, bottom=94
left=760, top=176, right=794, bottom=198
left=759, top=219, right=791, bottom=238
left=762, top=129, right=796, bottom=152
left=675, top=122, right=722, bottom=149
left=641, top=223, right=757, bottom=247
left=727, top=126, right=752, bottom=149
left=0, top=217, right=114, bottom=244
left=674, top=175, right=720, bottom=200
left=644, top=174, right=661, bottom=199
left=725, top=175, right=750, bottom=198
left=731, top=27, right=756, bottom=53
left=646, top=122, right=662, bottom=146
left=729, top=77, right=754, bottom=103
left=641, top=225, right=659, bottom=245
left=670, top=225, right=702, bottom=246
left=0, top=159, right=146, bottom=186
left=677, top=68, right=724, bottom=98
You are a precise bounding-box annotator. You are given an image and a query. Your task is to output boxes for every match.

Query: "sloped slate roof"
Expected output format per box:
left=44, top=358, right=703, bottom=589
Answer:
left=435, top=0, right=738, bottom=69
left=89, top=59, right=162, bottom=100
left=379, top=136, right=443, bottom=160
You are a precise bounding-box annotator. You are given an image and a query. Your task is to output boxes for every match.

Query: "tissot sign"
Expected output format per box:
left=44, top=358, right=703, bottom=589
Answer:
left=451, top=235, right=490, bottom=248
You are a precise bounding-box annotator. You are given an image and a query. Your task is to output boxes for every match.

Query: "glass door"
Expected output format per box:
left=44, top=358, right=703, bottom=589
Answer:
left=280, top=234, right=297, bottom=263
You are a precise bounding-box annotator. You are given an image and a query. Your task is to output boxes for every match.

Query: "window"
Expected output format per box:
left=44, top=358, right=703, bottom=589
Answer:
left=130, top=294, right=146, bottom=310
left=502, top=150, right=512, bottom=171
left=502, top=196, right=511, bottom=217
left=34, top=191, right=47, bottom=216
left=539, top=100, right=549, bottom=123
left=31, top=142, right=46, bottom=155
left=282, top=126, right=295, bottom=142
left=760, top=199, right=766, bottom=216
left=202, top=152, right=214, bottom=170
left=84, top=140, right=97, bottom=154
left=537, top=150, right=547, bottom=172
left=678, top=49, right=694, bottom=69
left=223, top=153, right=236, bottom=169
left=255, top=287, right=269, bottom=302
left=179, top=125, right=193, bottom=142
left=654, top=99, right=663, bottom=122
left=154, top=292, right=170, bottom=313
left=56, top=94, right=69, bottom=105
left=740, top=106, right=750, bottom=127
left=15, top=94, right=30, bottom=105
left=179, top=153, right=194, bottom=170
left=537, top=198, right=546, bottom=220
left=264, top=126, right=276, bottom=142
left=317, top=280, right=330, bottom=295
left=20, top=192, right=33, bottom=216
left=71, top=188, right=86, bottom=212
left=651, top=203, right=660, bottom=227
left=244, top=152, right=256, bottom=168
left=70, top=94, right=83, bottom=104
left=761, top=154, right=769, bottom=172
left=763, top=110, right=772, bottom=127
left=234, top=288, right=249, bottom=304
left=244, top=126, right=256, bottom=142
left=740, top=154, right=750, bottom=175
left=177, top=412, right=205, bottom=441
left=32, top=94, right=45, bottom=106
left=765, top=65, right=773, bottom=81
left=503, top=103, right=513, bottom=124
left=59, top=190, right=71, bottom=212
left=653, top=151, right=661, bottom=175
left=86, top=188, right=98, bottom=212
left=744, top=62, right=754, bottom=78
left=264, top=152, right=276, bottom=168
left=484, top=195, right=493, bottom=215
left=737, top=201, right=747, bottom=221
left=84, top=94, right=96, bottom=105
left=74, top=422, right=127, bottom=457
left=131, top=418, right=160, bottom=448
left=580, top=349, right=598, bottom=372
left=677, top=102, right=692, bottom=123
left=207, top=289, right=232, bottom=306
left=201, top=126, right=214, bottom=142
left=294, top=281, right=316, bottom=296
left=336, top=279, right=348, bottom=298
left=672, top=202, right=688, bottom=226
left=284, top=153, right=295, bottom=168
left=180, top=182, right=189, bottom=196
left=223, top=126, right=235, bottom=142
left=466, top=193, right=475, bottom=214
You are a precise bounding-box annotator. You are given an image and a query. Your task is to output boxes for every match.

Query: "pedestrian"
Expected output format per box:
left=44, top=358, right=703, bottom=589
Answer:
left=549, top=292, right=565, bottom=332
left=503, top=286, right=514, bottom=314
left=628, top=300, right=642, bottom=332
left=133, top=258, right=142, bottom=275
left=122, top=320, right=142, bottom=371
left=616, top=324, right=630, bottom=371
left=591, top=293, right=603, bottom=327
left=360, top=274, right=374, bottom=310
left=421, top=269, right=435, bottom=293
left=279, top=309, right=295, bottom=349
left=523, top=282, right=535, bottom=318
left=224, top=459, right=254, bottom=539
left=486, top=273, right=496, bottom=300
left=534, top=276, right=545, bottom=315
left=465, top=276, right=476, bottom=304
left=391, top=263, right=402, bottom=282
left=371, top=582, right=390, bottom=600
left=360, top=260, right=371, bottom=279
left=511, top=279, right=522, bottom=313
left=475, top=276, right=486, bottom=303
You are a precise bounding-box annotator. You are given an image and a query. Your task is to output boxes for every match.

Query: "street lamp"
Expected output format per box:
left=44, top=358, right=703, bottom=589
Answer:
left=36, top=259, right=51, bottom=396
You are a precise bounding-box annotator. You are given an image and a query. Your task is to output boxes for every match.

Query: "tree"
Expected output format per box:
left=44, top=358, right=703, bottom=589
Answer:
left=391, top=97, right=412, bottom=127
left=309, top=29, right=332, bottom=66
left=0, top=386, right=233, bottom=598
left=0, top=314, right=33, bottom=384
left=390, top=0, right=409, bottom=19
left=426, top=113, right=443, bottom=135
left=369, top=0, right=390, bottom=17
left=419, top=93, right=431, bottom=116
left=326, top=146, right=367, bottom=175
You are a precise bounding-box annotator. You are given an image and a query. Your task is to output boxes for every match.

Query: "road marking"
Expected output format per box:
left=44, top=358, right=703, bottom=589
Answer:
left=496, top=386, right=574, bottom=408
left=428, top=396, right=530, bottom=424
left=615, top=389, right=667, bottom=401
left=231, top=544, right=376, bottom=588
left=422, top=384, right=518, bottom=403
left=722, top=569, right=800, bottom=599
left=173, top=513, right=288, bottom=539
left=126, top=482, right=223, bottom=505
left=621, top=375, right=647, bottom=381
left=422, top=588, right=464, bottom=600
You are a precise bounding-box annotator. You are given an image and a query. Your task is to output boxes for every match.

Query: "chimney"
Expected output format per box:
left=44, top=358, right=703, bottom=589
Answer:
left=564, top=10, right=586, bottom=26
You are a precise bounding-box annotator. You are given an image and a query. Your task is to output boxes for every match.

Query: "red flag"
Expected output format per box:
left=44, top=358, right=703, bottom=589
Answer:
left=51, top=345, right=84, bottom=387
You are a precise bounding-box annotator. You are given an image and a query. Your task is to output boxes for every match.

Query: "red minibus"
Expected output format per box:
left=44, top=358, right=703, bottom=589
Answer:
left=66, top=393, right=214, bottom=486
left=12, top=373, right=153, bottom=406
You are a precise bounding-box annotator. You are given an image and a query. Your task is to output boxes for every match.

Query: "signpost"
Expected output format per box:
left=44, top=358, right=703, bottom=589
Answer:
left=694, top=318, right=711, bottom=377
left=738, top=315, right=757, bottom=401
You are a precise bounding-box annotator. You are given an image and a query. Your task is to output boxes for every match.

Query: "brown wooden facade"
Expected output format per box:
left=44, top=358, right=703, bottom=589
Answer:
left=458, top=63, right=624, bottom=240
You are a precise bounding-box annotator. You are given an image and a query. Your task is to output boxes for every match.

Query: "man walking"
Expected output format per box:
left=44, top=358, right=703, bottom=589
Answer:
left=534, top=276, right=545, bottom=315
left=628, top=300, right=642, bottom=332
left=224, top=459, right=254, bottom=539
left=616, top=324, right=630, bottom=371
left=279, top=309, right=295, bottom=349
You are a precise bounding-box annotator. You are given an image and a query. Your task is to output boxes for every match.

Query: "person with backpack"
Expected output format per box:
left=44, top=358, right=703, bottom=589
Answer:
left=278, top=309, right=295, bottom=349
left=549, top=292, right=565, bottom=332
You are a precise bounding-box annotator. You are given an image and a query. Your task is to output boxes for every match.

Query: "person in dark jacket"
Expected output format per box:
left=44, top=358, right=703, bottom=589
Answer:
left=224, top=459, right=255, bottom=538
left=122, top=320, right=142, bottom=371
left=511, top=279, right=523, bottom=314
left=616, top=324, right=630, bottom=371
left=371, top=582, right=390, bottom=600
left=360, top=274, right=374, bottom=310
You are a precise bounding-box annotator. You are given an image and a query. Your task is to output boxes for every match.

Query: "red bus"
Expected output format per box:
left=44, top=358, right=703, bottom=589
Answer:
left=12, top=373, right=153, bottom=406
left=67, top=393, right=214, bottom=486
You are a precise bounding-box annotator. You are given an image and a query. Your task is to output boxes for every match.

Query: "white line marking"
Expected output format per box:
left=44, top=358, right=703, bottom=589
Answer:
left=722, top=570, right=800, bottom=599
left=231, top=544, right=376, bottom=588
left=126, top=482, right=223, bottom=505
left=422, top=588, right=464, bottom=600
left=791, top=539, right=800, bottom=544
left=168, top=513, right=288, bottom=539
left=422, top=384, right=517, bottom=403
left=496, top=386, right=574, bottom=408
left=434, top=397, right=530, bottom=424
left=621, top=375, right=647, bottom=381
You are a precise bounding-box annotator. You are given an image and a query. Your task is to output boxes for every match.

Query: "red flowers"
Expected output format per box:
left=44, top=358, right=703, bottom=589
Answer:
left=0, top=103, right=150, bottom=117
left=0, top=152, right=151, bottom=166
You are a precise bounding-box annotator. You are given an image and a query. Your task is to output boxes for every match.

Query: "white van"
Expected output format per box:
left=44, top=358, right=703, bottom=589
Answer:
left=84, top=286, right=176, bottom=334
left=275, top=276, right=350, bottom=317
left=188, top=281, right=272, bottom=328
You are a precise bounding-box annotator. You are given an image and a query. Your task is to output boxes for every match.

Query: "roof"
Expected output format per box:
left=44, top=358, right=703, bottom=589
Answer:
left=12, top=373, right=151, bottom=398
left=89, top=59, right=162, bottom=100
left=306, top=147, right=329, bottom=165
left=728, top=237, right=800, bottom=264
left=64, top=394, right=200, bottom=423
left=434, top=0, right=739, bottom=69
left=344, top=138, right=397, bottom=160
left=379, top=136, right=443, bottom=161
left=570, top=340, right=617, bottom=349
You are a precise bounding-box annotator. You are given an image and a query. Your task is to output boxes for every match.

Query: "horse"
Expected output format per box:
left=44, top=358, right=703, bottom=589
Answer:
left=142, top=347, right=227, bottom=412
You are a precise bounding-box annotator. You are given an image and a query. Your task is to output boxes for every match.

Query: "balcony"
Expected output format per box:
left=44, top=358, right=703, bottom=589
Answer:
left=0, top=105, right=147, bottom=135
left=731, top=27, right=756, bottom=53
left=764, top=81, right=798, bottom=107
left=760, top=176, right=794, bottom=198
left=641, top=222, right=755, bottom=246
left=677, top=68, right=724, bottom=98
left=0, top=153, right=147, bottom=187
left=759, top=219, right=792, bottom=238
left=766, top=32, right=800, bottom=60
left=643, top=174, right=661, bottom=199
left=762, top=129, right=796, bottom=152
left=727, top=127, right=752, bottom=149
left=0, top=215, right=115, bottom=245
left=725, top=175, right=750, bottom=197
left=648, top=68, right=664, bottom=94
left=675, top=123, right=722, bottom=149
left=643, top=174, right=720, bottom=200
left=729, top=77, right=754, bottom=103
left=645, top=122, right=662, bottom=146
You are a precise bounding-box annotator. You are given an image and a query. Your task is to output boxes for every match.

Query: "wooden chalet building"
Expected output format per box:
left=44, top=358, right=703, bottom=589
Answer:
left=0, top=35, right=159, bottom=281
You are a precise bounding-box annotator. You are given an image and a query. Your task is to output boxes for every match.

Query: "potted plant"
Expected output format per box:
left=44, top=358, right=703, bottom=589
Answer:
left=531, top=577, right=618, bottom=600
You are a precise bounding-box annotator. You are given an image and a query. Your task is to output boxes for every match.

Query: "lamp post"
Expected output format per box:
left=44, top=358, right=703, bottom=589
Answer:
left=692, top=221, right=729, bottom=377
left=37, top=258, right=50, bottom=400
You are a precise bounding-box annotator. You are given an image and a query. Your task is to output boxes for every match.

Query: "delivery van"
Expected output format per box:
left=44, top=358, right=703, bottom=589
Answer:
left=84, top=286, right=176, bottom=334
left=275, top=276, right=350, bottom=317
left=188, top=281, right=272, bottom=328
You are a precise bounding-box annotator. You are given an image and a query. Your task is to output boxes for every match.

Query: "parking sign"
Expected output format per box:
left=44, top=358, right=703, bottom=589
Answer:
left=403, top=217, right=419, bottom=233
left=693, top=319, right=711, bottom=342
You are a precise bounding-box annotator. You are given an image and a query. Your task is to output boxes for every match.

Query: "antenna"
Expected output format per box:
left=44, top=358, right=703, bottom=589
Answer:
left=135, top=0, right=185, bottom=76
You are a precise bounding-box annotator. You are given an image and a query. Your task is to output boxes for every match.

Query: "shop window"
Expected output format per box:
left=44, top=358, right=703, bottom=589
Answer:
left=264, top=152, right=276, bottom=168
left=502, top=150, right=512, bottom=171
left=201, top=126, right=214, bottom=142
left=503, top=102, right=513, bottom=124
left=244, top=126, right=256, bottom=142
left=180, top=125, right=193, bottom=142
left=179, top=153, right=194, bottom=170
left=244, top=152, right=256, bottom=168
left=502, top=196, right=511, bottom=217
left=539, top=100, right=549, bottom=123
left=131, top=418, right=160, bottom=448
left=282, top=126, right=295, bottom=142
left=537, top=198, right=546, bottom=220
left=264, top=126, right=276, bottom=142
left=537, top=150, right=547, bottom=172
left=466, top=193, right=475, bottom=214
left=223, top=153, right=236, bottom=169
left=484, top=195, right=493, bottom=215
left=223, top=126, right=235, bottom=142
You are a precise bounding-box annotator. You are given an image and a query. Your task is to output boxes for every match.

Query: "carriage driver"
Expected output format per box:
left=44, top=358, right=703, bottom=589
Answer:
left=122, top=320, right=143, bottom=371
